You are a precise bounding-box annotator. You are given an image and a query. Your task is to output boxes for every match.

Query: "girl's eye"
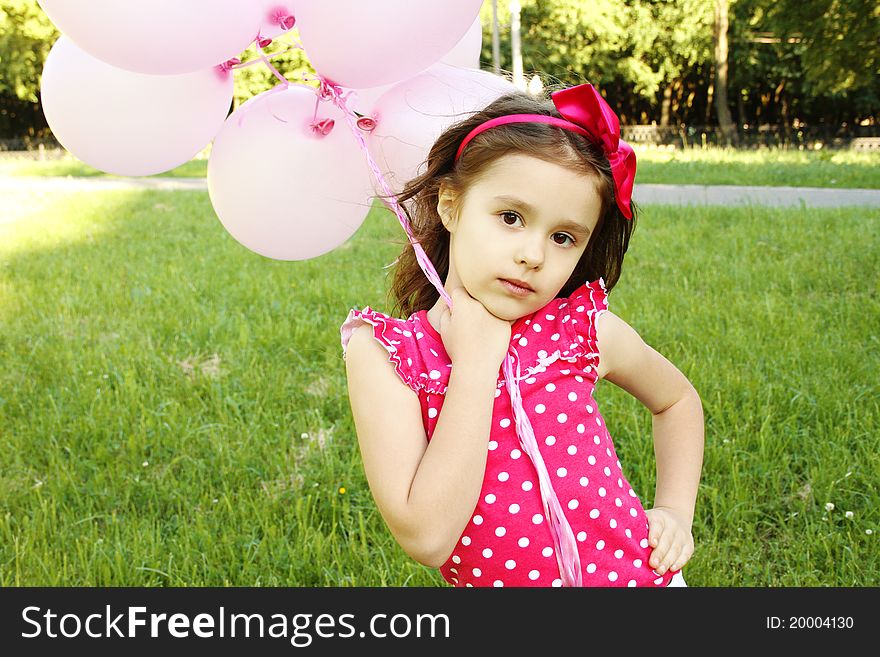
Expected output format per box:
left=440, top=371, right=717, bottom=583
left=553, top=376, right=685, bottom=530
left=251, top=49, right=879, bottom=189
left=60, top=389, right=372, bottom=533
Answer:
left=552, top=233, right=576, bottom=246
left=500, top=211, right=521, bottom=226
left=498, top=211, right=576, bottom=247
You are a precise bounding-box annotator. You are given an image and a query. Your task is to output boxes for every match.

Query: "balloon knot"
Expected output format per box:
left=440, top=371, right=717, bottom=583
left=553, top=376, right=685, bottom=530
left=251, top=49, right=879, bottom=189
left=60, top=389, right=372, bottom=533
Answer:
left=318, top=79, right=343, bottom=102
left=278, top=14, right=296, bottom=31
left=216, top=57, right=241, bottom=80
left=311, top=118, right=335, bottom=136
left=356, top=116, right=377, bottom=132
left=219, top=57, right=241, bottom=72
left=257, top=36, right=273, bottom=49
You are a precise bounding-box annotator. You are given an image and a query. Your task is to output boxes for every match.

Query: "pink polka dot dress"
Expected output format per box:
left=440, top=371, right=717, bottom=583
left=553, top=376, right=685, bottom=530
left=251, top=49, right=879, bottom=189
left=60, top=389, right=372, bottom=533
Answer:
left=340, top=278, right=675, bottom=588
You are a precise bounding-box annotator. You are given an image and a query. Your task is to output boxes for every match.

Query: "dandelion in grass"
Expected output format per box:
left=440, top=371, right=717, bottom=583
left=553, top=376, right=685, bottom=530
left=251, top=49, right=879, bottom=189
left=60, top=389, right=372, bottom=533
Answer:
left=824, top=502, right=834, bottom=512
left=142, top=461, right=149, bottom=467
left=845, top=511, right=854, bottom=520
left=338, top=487, right=346, bottom=495
left=867, top=530, right=873, bottom=535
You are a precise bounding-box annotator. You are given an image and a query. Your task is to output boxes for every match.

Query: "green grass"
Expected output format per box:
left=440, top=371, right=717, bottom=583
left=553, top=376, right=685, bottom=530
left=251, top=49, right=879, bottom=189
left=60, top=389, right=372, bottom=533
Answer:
left=0, top=157, right=207, bottom=179
left=2, top=145, right=879, bottom=188
left=636, top=146, right=879, bottom=189
left=0, top=190, right=877, bottom=586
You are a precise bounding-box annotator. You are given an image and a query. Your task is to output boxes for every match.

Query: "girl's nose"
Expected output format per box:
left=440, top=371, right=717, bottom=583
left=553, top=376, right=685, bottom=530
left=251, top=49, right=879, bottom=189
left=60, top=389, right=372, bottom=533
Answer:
left=515, top=236, right=545, bottom=268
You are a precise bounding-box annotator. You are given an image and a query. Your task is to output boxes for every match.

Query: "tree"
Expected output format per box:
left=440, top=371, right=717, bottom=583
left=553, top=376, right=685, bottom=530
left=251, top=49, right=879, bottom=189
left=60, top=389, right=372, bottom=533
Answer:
left=0, top=0, right=58, bottom=103
left=731, top=0, right=878, bottom=129
left=714, top=0, right=737, bottom=143
left=0, top=0, right=58, bottom=138
left=491, top=0, right=501, bottom=75
left=766, top=0, right=879, bottom=96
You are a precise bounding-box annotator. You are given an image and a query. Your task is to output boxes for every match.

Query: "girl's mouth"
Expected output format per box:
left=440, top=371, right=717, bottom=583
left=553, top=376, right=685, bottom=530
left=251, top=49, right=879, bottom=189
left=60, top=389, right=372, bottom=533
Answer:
left=499, top=279, right=534, bottom=297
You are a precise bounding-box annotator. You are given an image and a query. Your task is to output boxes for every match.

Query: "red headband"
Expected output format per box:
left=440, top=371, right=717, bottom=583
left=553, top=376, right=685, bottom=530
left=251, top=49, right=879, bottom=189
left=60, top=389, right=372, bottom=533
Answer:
left=454, top=83, right=636, bottom=220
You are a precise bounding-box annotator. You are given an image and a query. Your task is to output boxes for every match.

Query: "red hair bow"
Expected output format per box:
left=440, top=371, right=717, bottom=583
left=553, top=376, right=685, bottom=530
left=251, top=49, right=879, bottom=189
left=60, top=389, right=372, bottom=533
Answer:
left=551, top=84, right=636, bottom=219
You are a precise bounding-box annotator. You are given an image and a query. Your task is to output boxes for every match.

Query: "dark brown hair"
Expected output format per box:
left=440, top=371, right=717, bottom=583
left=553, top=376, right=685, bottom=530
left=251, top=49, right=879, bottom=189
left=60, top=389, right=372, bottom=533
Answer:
left=378, top=83, right=637, bottom=319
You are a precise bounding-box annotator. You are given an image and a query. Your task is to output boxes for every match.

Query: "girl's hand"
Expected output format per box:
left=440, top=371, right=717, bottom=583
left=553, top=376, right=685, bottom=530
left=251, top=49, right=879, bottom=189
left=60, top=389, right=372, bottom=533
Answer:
left=644, top=506, right=694, bottom=576
left=437, top=286, right=513, bottom=372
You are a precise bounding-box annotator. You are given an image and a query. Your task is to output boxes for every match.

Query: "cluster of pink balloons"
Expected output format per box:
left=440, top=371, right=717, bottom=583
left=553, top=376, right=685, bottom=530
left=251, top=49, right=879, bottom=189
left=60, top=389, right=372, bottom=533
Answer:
left=38, top=0, right=518, bottom=260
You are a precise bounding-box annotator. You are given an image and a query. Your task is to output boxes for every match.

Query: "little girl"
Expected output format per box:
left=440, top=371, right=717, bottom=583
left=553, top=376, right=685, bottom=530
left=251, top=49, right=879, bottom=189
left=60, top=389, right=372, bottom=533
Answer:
left=340, top=83, right=704, bottom=587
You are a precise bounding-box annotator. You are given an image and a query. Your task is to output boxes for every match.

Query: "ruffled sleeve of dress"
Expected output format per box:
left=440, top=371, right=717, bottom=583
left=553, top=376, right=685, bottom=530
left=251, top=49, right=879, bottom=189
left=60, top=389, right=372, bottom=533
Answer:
left=340, top=306, right=449, bottom=396
left=560, top=277, right=610, bottom=371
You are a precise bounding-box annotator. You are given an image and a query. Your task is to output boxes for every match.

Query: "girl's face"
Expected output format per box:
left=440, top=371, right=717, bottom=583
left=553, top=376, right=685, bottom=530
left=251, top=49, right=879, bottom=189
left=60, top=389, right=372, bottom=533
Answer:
left=438, top=152, right=603, bottom=322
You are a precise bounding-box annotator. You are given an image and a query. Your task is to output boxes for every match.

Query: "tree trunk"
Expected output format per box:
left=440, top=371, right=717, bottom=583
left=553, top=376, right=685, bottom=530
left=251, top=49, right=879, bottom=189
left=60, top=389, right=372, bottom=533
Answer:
left=705, top=65, right=715, bottom=124
left=509, top=0, right=524, bottom=90
left=492, top=0, right=501, bottom=75
left=660, top=85, right=672, bottom=126
left=775, top=80, right=790, bottom=142
left=713, top=0, right=737, bottom=145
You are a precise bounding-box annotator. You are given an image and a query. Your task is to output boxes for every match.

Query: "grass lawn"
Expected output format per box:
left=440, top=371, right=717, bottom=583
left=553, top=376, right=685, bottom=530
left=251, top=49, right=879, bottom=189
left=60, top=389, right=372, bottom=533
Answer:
left=2, top=145, right=879, bottom=188
left=0, top=190, right=877, bottom=586
left=0, top=157, right=207, bottom=179
left=636, top=146, right=880, bottom=189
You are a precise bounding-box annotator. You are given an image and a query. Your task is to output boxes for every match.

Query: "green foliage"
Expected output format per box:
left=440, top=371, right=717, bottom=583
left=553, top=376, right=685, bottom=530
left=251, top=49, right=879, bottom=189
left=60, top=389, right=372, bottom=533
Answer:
left=625, top=0, right=714, bottom=98
left=1, top=0, right=877, bottom=138
left=766, top=0, right=879, bottom=96
left=229, top=30, right=316, bottom=111
left=484, top=0, right=712, bottom=99
left=732, top=0, right=880, bottom=123
left=0, top=0, right=59, bottom=102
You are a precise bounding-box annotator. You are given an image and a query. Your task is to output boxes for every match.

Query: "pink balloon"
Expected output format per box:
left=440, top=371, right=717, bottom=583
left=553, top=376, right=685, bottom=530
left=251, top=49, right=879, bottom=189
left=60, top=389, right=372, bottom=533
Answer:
left=36, top=0, right=260, bottom=75
left=40, top=36, right=234, bottom=177
left=442, top=16, right=484, bottom=69
left=347, top=16, right=484, bottom=115
left=256, top=0, right=298, bottom=40
left=296, top=0, right=484, bottom=89
left=366, top=65, right=518, bottom=196
left=207, top=85, right=375, bottom=261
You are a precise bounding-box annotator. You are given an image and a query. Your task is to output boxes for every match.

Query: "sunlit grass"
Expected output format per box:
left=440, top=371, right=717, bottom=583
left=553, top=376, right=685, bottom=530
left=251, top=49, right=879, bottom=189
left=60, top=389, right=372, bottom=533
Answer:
left=2, top=144, right=878, bottom=188
left=0, top=190, right=877, bottom=586
left=0, top=157, right=207, bottom=179
left=636, top=145, right=879, bottom=188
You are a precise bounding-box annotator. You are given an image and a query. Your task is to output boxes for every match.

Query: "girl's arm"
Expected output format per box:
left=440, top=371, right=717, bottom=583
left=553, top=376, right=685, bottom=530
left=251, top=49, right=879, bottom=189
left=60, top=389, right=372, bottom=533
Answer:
left=595, top=311, right=704, bottom=527
left=345, top=324, right=499, bottom=568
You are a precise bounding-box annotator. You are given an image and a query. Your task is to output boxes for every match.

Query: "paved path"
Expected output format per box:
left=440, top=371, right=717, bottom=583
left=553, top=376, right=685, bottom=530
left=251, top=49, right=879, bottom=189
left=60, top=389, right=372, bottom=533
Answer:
left=634, top=183, right=880, bottom=208
left=2, top=175, right=880, bottom=208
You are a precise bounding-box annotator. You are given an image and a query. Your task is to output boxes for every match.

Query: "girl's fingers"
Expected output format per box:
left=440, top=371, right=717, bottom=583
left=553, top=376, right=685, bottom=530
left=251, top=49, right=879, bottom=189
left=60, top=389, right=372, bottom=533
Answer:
left=647, top=515, right=664, bottom=549
left=650, top=529, right=689, bottom=573
left=658, top=543, right=685, bottom=575
left=649, top=530, right=671, bottom=570
left=670, top=544, right=694, bottom=572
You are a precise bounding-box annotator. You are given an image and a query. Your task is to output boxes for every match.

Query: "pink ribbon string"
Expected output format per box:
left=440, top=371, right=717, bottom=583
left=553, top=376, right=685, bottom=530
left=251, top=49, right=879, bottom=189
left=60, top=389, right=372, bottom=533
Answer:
left=503, top=354, right=583, bottom=587
left=317, top=78, right=451, bottom=309
left=254, top=42, right=291, bottom=87
left=315, top=74, right=582, bottom=587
